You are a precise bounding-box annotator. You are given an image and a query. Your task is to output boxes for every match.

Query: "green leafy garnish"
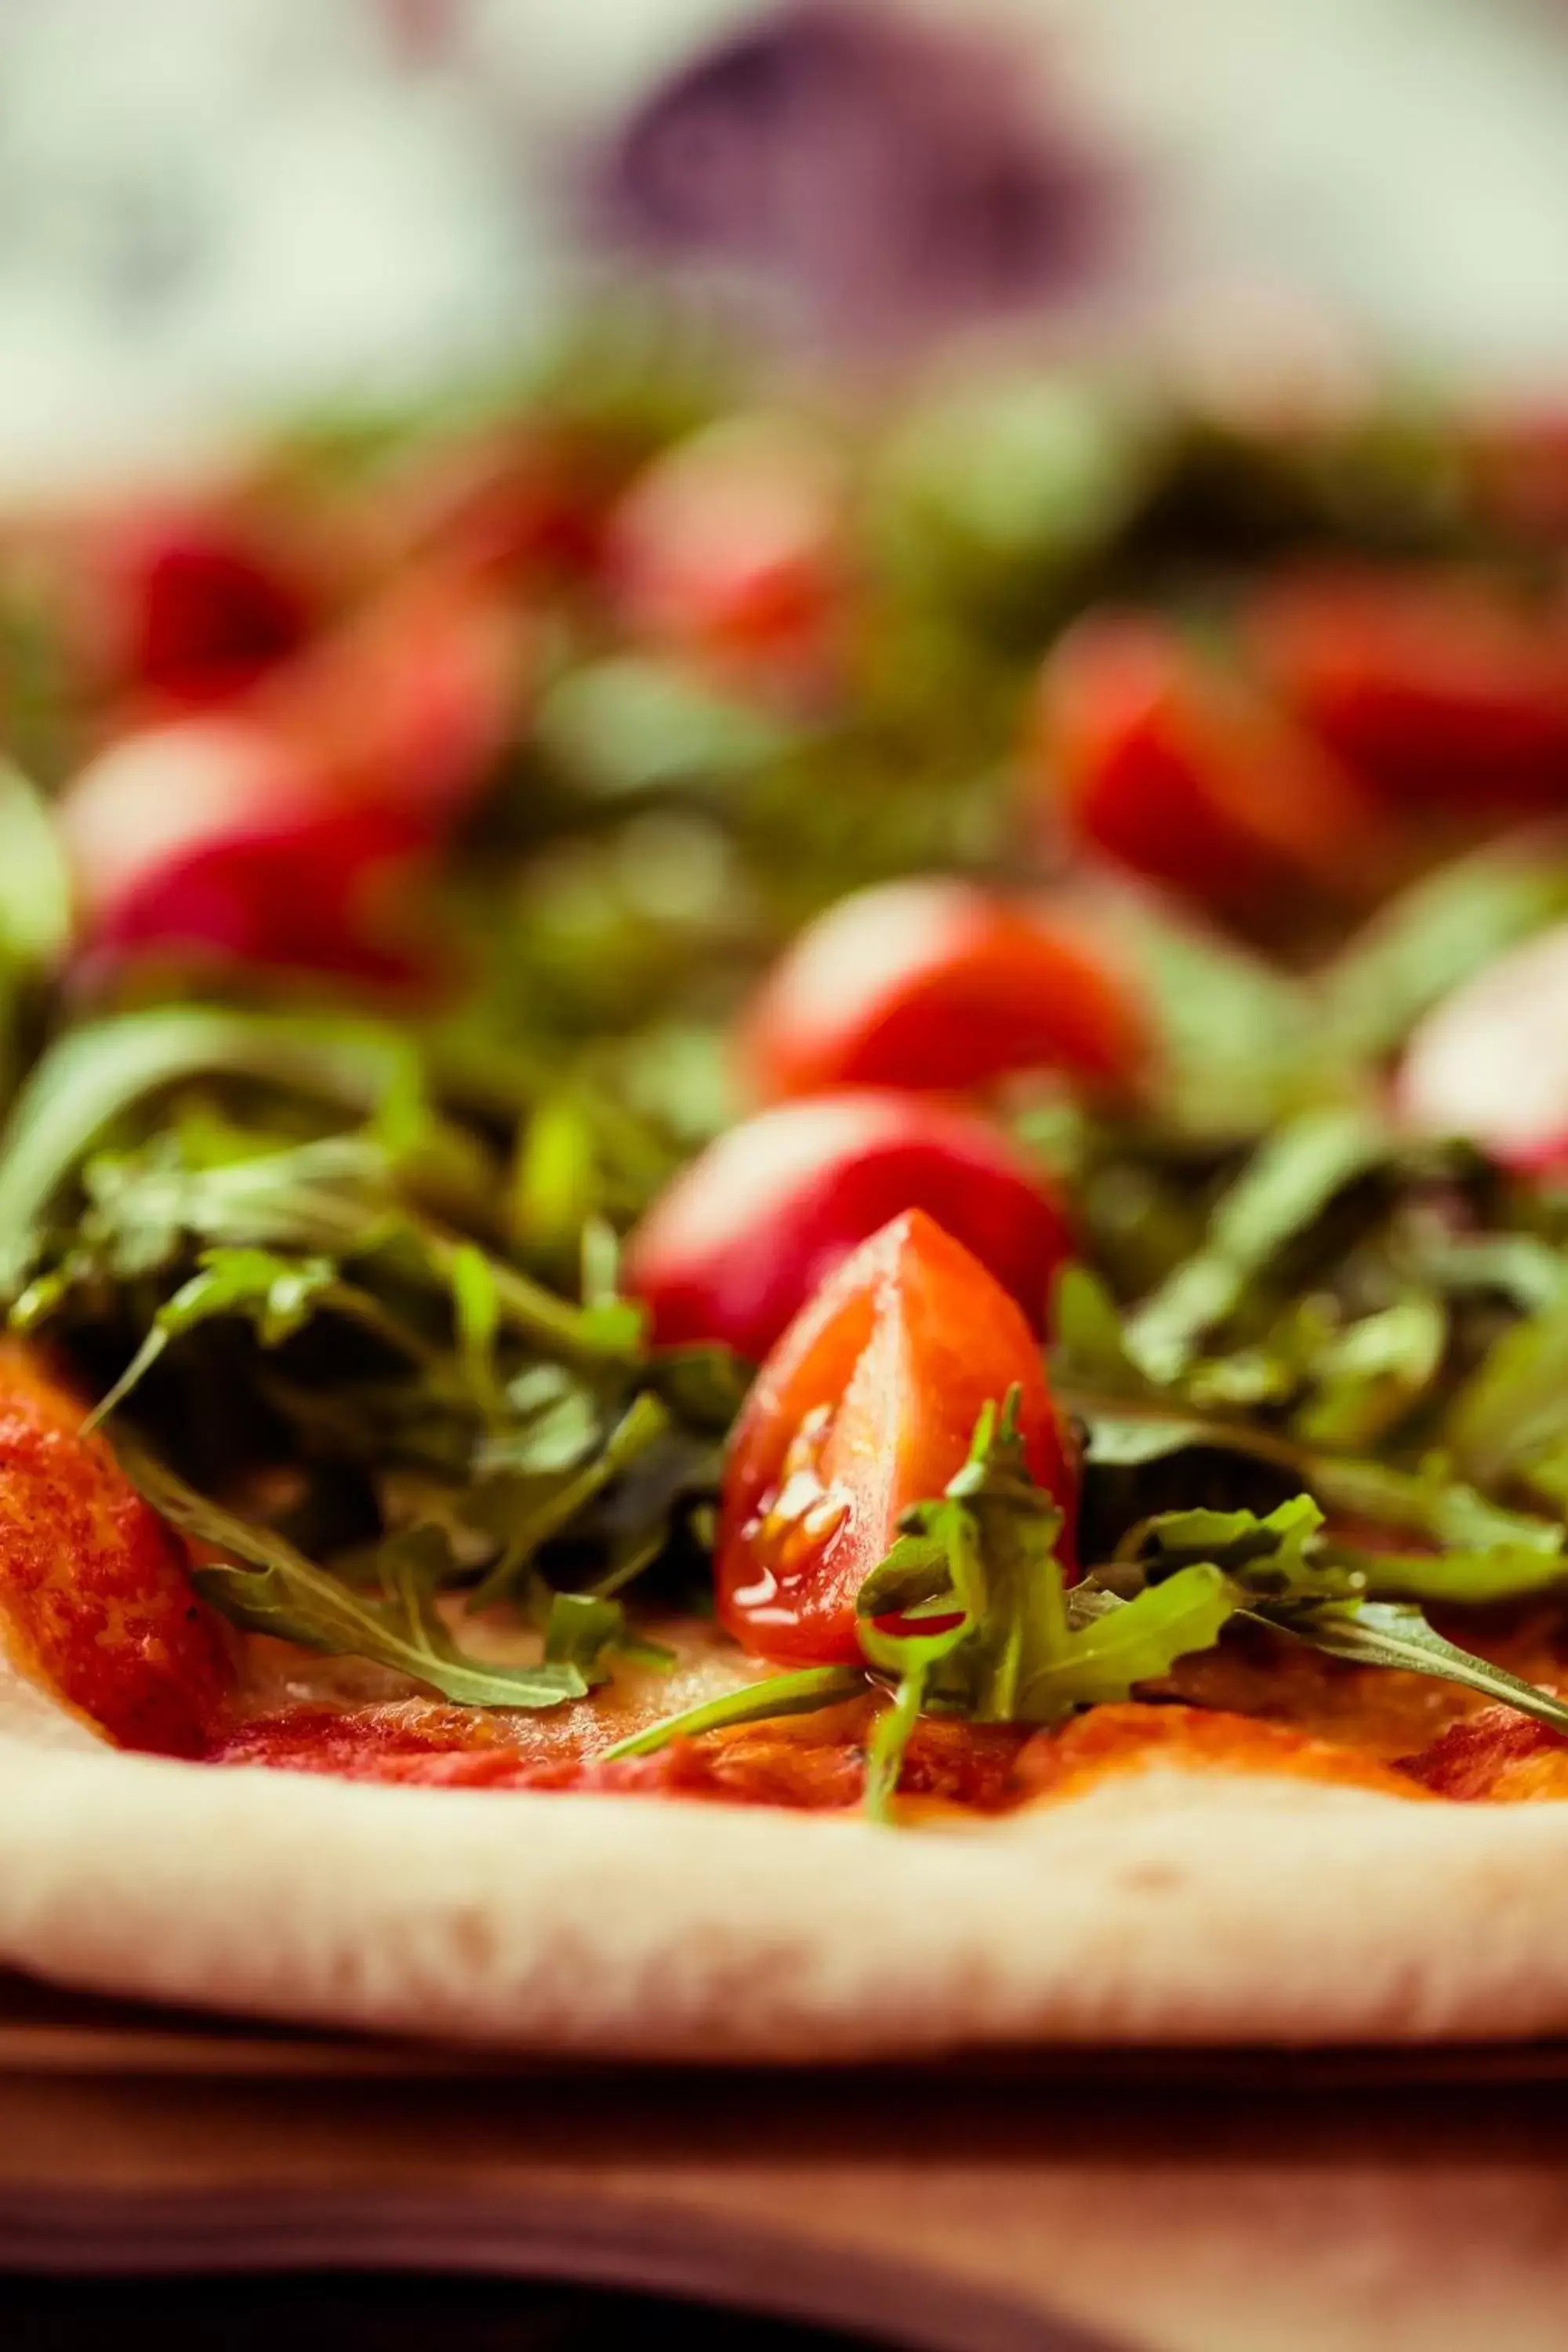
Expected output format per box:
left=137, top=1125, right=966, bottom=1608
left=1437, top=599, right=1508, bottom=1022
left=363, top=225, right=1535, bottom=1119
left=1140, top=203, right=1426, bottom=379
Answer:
left=122, top=1442, right=588, bottom=1711
left=598, top=1666, right=868, bottom=1762
left=1126, top=1108, right=1388, bottom=1380
left=1269, top=1602, right=1568, bottom=1739
left=855, top=1396, right=1242, bottom=1810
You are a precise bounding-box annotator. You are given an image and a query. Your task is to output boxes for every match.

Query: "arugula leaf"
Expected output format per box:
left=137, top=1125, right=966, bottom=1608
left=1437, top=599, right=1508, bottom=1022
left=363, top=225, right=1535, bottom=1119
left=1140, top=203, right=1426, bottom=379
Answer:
left=1403, top=1230, right=1568, bottom=1316
left=1126, top=1109, right=1388, bottom=1379
left=1117, top=1494, right=1334, bottom=1592
left=1292, top=1292, right=1446, bottom=1450
left=857, top=1398, right=1239, bottom=1758
left=120, top=1443, right=587, bottom=1710
left=1052, top=1264, right=1151, bottom=1393
left=1125, top=903, right=1319, bottom=1138
left=450, top=1240, right=503, bottom=1410
left=466, top=1390, right=673, bottom=1607
left=1113, top=1486, right=1568, bottom=1610
left=1264, top=1601, right=1568, bottom=1739
left=1445, top=1291, right=1568, bottom=1503
left=1022, top=1567, right=1238, bottom=1711
left=597, top=1665, right=868, bottom=1761
left=0, top=760, right=71, bottom=974
left=1097, top=1491, right=1568, bottom=1726
left=0, top=1008, right=422, bottom=1276
left=1327, top=1544, right=1568, bottom=1608
left=543, top=1592, right=633, bottom=1683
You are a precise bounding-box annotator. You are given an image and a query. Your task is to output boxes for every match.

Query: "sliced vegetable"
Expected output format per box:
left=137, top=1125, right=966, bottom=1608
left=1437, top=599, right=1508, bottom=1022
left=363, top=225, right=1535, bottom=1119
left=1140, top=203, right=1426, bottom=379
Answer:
left=625, top=1088, right=1073, bottom=1359
left=1039, top=610, right=1394, bottom=924
left=717, top=1209, right=1075, bottom=1664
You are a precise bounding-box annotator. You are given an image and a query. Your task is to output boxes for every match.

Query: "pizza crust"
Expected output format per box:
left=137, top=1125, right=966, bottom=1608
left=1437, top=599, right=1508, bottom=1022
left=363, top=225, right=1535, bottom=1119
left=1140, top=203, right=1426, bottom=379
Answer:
left=5, top=1652, right=1568, bottom=2056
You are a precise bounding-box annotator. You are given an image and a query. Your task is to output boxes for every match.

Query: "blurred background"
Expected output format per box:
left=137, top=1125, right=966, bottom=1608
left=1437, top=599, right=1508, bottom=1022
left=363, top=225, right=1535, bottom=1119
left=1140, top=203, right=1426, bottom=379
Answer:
left=2, top=0, right=1567, bottom=492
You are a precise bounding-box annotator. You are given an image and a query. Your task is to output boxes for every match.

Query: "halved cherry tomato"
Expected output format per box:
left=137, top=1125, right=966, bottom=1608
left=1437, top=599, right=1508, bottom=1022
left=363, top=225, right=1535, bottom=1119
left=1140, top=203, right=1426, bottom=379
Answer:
left=717, top=1209, right=1075, bottom=1664
left=1248, top=565, right=1568, bottom=811
left=741, top=877, right=1149, bottom=1103
left=1038, top=610, right=1393, bottom=922
left=60, top=717, right=430, bottom=985
left=608, top=416, right=845, bottom=685
left=623, top=1090, right=1072, bottom=1362
left=1397, top=920, right=1568, bottom=1170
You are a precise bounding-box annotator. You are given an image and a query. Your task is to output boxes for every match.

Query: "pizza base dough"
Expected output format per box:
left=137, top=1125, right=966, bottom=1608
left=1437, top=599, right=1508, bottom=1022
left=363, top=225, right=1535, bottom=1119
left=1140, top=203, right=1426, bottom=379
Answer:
left=3, top=1658, right=1568, bottom=2056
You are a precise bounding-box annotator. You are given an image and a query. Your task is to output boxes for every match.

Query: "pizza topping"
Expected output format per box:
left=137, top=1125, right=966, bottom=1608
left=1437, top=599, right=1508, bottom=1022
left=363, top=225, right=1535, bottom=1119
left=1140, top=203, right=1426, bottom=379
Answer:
left=716, top=1210, right=1075, bottom=1664
left=739, top=877, right=1149, bottom=1103
left=624, top=1088, right=1073, bottom=1358
left=1400, top=1707, right=1568, bottom=1803
left=13, top=376, right=1568, bottom=1818
left=0, top=1342, right=234, bottom=1755
left=1247, top=566, right=1568, bottom=814
left=1037, top=609, right=1397, bottom=929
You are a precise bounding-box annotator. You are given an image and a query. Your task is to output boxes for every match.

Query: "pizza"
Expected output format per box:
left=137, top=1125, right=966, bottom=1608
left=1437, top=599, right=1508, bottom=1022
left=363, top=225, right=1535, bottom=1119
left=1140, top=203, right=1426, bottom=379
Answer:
left=7, top=372, right=1568, bottom=2056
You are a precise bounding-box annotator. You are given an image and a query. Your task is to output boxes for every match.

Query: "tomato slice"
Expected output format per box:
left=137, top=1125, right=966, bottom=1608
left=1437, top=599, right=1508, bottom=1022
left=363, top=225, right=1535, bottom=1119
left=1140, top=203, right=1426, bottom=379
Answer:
left=1249, top=565, right=1568, bottom=812
left=741, top=877, right=1149, bottom=1103
left=1040, top=610, right=1395, bottom=923
left=717, top=1209, right=1076, bottom=1665
left=624, top=1090, right=1073, bottom=1361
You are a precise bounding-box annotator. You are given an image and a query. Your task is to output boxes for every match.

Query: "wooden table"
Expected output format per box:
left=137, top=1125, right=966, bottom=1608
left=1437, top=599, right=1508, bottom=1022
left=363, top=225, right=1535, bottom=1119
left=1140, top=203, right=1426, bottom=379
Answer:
left=5, top=1969, right=1568, bottom=2352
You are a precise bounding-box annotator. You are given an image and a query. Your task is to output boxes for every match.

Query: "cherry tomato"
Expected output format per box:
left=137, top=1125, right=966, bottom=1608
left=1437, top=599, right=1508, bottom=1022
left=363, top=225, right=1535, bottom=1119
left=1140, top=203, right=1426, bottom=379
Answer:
left=100, top=506, right=315, bottom=706
left=623, top=1090, right=1072, bottom=1363
left=269, top=568, right=524, bottom=831
left=1039, top=610, right=1392, bottom=921
left=387, top=427, right=613, bottom=587
left=1397, top=920, right=1568, bottom=1169
left=741, top=877, right=1149, bottom=1104
left=60, top=717, right=428, bottom=985
left=608, top=417, right=844, bottom=685
left=1249, top=566, right=1568, bottom=811
left=717, top=1208, right=1075, bottom=1664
